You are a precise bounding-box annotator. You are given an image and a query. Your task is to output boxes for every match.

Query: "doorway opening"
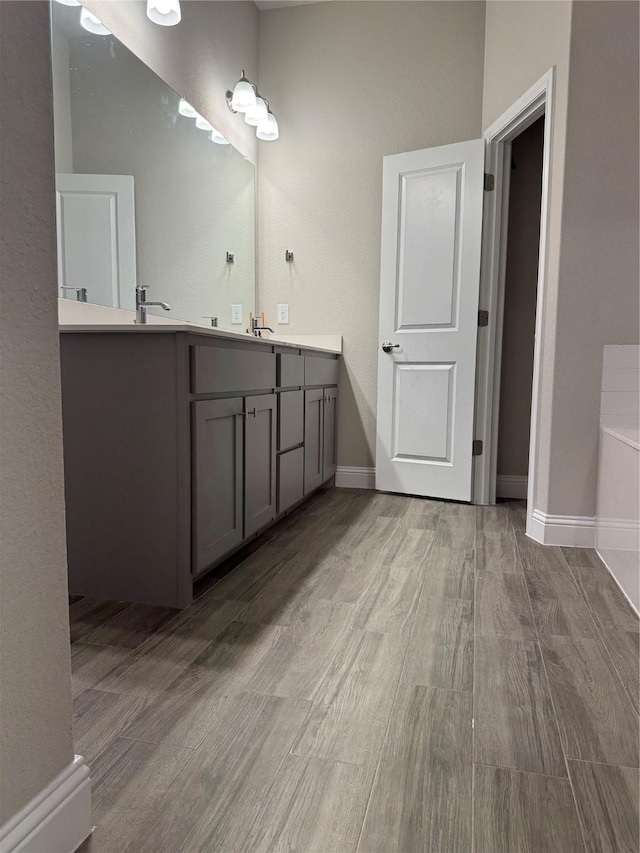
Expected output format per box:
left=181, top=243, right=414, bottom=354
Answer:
left=473, top=68, right=554, bottom=541
left=495, top=116, right=544, bottom=502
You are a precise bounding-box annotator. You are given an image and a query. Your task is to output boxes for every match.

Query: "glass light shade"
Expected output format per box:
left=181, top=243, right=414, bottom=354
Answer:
left=146, top=0, right=181, bottom=27
left=244, top=96, right=268, bottom=127
left=195, top=114, right=214, bottom=132
left=256, top=112, right=279, bottom=142
left=210, top=130, right=230, bottom=145
left=80, top=8, right=111, bottom=35
left=178, top=98, right=198, bottom=118
left=231, top=78, right=256, bottom=114
left=53, top=0, right=81, bottom=6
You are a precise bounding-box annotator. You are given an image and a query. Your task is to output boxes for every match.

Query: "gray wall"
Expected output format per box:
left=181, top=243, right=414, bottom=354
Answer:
left=498, top=118, right=544, bottom=478
left=63, top=34, right=255, bottom=328
left=482, top=0, right=572, bottom=513
left=547, top=0, right=639, bottom=517
left=83, top=0, right=259, bottom=164
left=257, top=1, right=486, bottom=469
left=0, top=1, right=74, bottom=823
left=484, top=0, right=639, bottom=520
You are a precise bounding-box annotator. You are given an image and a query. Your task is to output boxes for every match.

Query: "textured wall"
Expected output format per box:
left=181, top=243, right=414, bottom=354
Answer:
left=258, top=1, right=486, bottom=469
left=498, top=117, right=544, bottom=477
left=547, top=0, right=639, bottom=516
left=82, top=0, right=259, bottom=163
left=483, top=0, right=572, bottom=512
left=0, top=1, right=74, bottom=823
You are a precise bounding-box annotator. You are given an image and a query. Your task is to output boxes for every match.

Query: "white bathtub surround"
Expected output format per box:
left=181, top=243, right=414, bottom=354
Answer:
left=600, top=344, right=640, bottom=428
left=0, top=756, right=91, bottom=853
left=596, top=345, right=639, bottom=614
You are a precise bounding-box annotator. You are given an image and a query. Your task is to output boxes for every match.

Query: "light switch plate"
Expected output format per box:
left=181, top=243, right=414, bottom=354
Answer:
left=277, top=303, right=289, bottom=324
left=231, top=304, right=242, bottom=325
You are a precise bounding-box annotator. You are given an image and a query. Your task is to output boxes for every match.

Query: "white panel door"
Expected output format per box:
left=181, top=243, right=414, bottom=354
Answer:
left=56, top=173, right=136, bottom=310
left=376, top=139, right=484, bottom=501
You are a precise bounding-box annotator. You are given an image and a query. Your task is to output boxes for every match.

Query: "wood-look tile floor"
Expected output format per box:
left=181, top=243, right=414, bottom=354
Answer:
left=73, top=489, right=640, bottom=853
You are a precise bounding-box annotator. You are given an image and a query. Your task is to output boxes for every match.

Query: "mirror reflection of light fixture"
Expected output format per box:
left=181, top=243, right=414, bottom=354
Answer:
left=178, top=98, right=198, bottom=118
left=195, top=114, right=214, bottom=132
left=80, top=8, right=112, bottom=35
left=256, top=110, right=279, bottom=142
left=52, top=0, right=81, bottom=6
left=211, top=129, right=230, bottom=145
left=229, top=71, right=256, bottom=114
left=244, top=96, right=268, bottom=128
left=146, top=0, right=181, bottom=27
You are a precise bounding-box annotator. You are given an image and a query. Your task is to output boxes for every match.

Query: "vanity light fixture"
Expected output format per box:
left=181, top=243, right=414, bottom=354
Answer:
left=146, top=0, right=181, bottom=27
left=226, top=73, right=279, bottom=142
left=53, top=0, right=81, bottom=6
left=244, top=96, right=268, bottom=128
left=178, top=98, right=198, bottom=118
left=228, top=71, right=257, bottom=114
left=80, top=8, right=112, bottom=35
left=256, top=109, right=279, bottom=142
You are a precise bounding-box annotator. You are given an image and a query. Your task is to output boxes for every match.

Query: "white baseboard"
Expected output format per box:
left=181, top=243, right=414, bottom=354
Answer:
left=496, top=474, right=528, bottom=499
left=335, top=466, right=375, bottom=489
left=0, top=756, right=91, bottom=853
left=528, top=509, right=596, bottom=547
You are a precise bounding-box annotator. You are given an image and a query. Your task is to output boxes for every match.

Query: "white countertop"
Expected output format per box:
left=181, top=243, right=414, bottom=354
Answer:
left=58, top=300, right=342, bottom=355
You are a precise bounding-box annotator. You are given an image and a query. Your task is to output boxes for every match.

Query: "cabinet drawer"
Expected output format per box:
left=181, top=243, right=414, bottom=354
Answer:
left=278, top=447, right=304, bottom=514
left=279, top=390, right=304, bottom=451
left=277, top=353, right=304, bottom=388
left=192, top=346, right=276, bottom=394
left=304, top=356, right=338, bottom=386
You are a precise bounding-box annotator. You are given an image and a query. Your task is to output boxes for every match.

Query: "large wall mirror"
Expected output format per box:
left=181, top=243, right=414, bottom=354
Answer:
left=51, top=3, right=256, bottom=331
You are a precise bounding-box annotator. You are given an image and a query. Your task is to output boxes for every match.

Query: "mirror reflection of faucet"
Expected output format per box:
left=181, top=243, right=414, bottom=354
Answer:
left=61, top=286, right=88, bottom=303
left=135, top=284, right=171, bottom=324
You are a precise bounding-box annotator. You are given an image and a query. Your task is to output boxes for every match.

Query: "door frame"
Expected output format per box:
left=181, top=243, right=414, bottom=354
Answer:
left=473, top=68, right=555, bottom=542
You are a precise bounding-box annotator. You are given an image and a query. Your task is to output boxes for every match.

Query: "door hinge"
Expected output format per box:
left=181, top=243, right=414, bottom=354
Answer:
left=478, top=309, right=489, bottom=327
left=484, top=173, right=495, bottom=191
left=472, top=439, right=483, bottom=456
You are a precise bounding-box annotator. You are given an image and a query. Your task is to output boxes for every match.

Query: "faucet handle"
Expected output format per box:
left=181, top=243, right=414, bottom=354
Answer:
left=136, top=284, right=148, bottom=291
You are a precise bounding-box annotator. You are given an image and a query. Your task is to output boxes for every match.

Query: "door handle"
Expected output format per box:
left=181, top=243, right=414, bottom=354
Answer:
left=382, top=341, right=400, bottom=353
left=244, top=407, right=257, bottom=418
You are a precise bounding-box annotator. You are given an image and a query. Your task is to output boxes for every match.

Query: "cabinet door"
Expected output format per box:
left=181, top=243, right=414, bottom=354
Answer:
left=193, top=398, right=243, bottom=573
left=304, top=388, right=325, bottom=495
left=279, top=390, right=304, bottom=452
left=278, top=446, right=304, bottom=513
left=323, top=387, right=338, bottom=481
left=245, top=394, right=277, bottom=537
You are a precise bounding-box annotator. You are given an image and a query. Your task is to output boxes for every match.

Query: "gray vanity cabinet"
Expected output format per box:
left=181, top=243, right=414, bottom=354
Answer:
left=304, top=387, right=338, bottom=494
left=60, top=330, right=339, bottom=609
left=244, top=393, right=277, bottom=537
left=193, top=398, right=244, bottom=573
left=323, top=388, right=338, bottom=480
left=304, top=388, right=325, bottom=495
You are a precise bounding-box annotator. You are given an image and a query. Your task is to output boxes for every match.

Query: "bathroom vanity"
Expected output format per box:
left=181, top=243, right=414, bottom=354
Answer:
left=60, top=326, right=340, bottom=608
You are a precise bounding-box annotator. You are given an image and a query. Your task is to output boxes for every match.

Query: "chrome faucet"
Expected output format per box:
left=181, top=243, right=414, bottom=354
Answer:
left=251, top=316, right=274, bottom=337
left=135, top=285, right=171, bottom=324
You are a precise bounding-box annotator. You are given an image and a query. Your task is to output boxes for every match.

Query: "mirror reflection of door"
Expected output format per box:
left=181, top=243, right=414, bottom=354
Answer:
left=56, top=173, right=136, bottom=310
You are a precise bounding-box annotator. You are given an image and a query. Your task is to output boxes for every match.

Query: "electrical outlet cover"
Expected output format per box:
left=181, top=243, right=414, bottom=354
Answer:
left=277, top=303, right=289, bottom=324
left=231, top=304, right=242, bottom=324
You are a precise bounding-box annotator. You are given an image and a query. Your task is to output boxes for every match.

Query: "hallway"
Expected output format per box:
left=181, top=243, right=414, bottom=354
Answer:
left=72, top=489, right=639, bottom=852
